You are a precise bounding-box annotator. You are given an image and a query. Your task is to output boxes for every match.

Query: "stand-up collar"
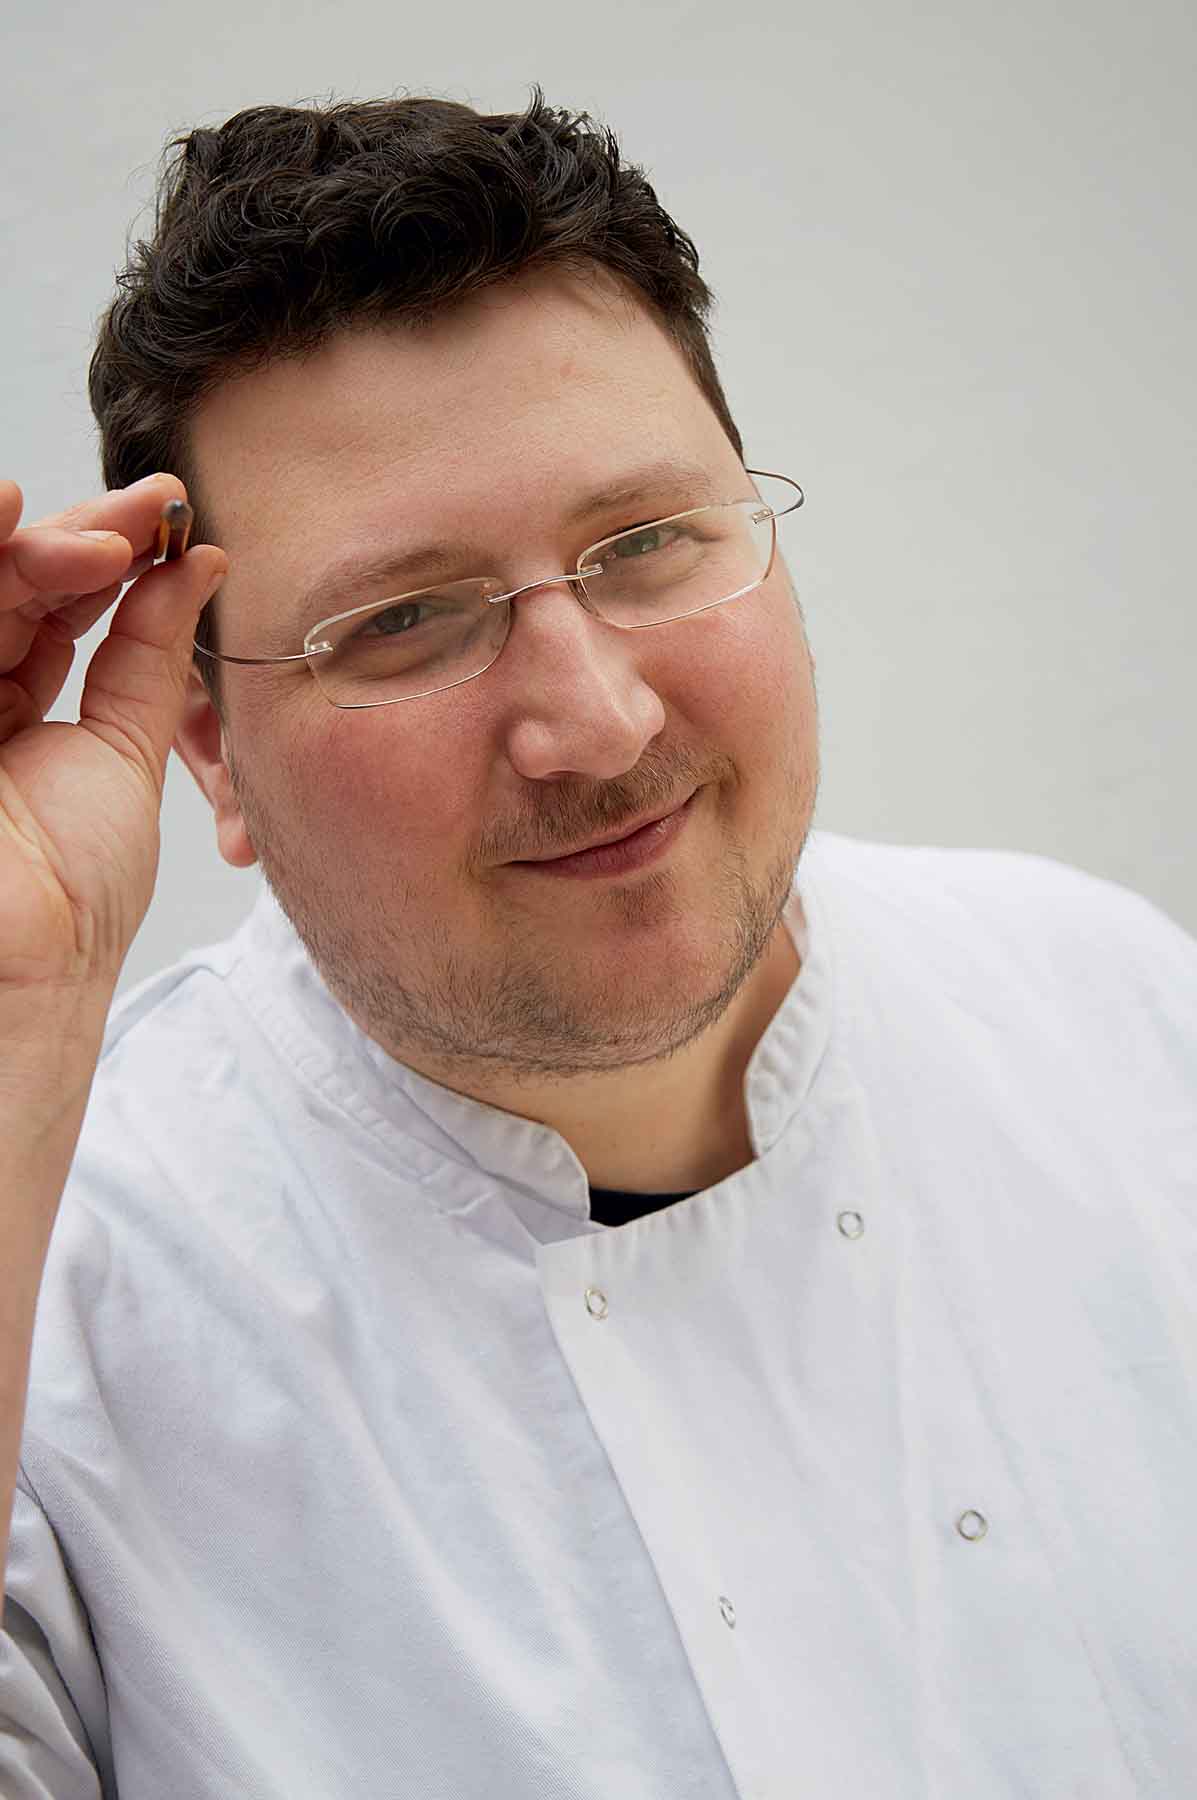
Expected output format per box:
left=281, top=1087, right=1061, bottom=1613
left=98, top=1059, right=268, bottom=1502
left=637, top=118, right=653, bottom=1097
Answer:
left=234, top=835, right=836, bottom=1226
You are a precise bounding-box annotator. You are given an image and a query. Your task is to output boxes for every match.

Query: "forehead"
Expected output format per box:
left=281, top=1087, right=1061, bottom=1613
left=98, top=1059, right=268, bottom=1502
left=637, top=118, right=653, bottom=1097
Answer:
left=188, top=268, right=736, bottom=559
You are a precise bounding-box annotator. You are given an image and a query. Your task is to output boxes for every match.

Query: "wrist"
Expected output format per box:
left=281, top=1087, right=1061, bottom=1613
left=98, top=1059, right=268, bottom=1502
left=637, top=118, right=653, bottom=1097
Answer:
left=0, top=980, right=114, bottom=1123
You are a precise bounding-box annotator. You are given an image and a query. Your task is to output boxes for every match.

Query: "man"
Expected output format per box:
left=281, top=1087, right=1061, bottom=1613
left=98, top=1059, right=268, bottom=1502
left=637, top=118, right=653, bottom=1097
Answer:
left=1, top=93, right=1194, bottom=1799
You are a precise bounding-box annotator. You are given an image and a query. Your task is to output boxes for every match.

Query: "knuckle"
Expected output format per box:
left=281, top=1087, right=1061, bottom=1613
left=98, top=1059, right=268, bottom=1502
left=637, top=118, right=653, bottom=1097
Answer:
left=0, top=679, right=39, bottom=737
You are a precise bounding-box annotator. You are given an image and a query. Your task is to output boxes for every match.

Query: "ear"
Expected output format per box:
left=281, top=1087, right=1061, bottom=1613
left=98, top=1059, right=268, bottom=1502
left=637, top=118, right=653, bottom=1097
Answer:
left=173, top=670, right=258, bottom=869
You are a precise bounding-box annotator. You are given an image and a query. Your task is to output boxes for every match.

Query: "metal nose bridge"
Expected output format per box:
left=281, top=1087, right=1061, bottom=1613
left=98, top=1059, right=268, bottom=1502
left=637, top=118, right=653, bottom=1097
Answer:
left=484, top=564, right=604, bottom=606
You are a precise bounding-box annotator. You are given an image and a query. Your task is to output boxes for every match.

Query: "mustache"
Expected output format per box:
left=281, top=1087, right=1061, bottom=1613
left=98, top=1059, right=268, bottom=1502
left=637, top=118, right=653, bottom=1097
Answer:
left=477, top=749, right=723, bottom=866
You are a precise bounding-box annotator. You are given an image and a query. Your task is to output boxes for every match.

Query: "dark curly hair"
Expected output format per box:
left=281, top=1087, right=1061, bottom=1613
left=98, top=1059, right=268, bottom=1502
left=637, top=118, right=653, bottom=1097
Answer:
left=88, top=90, right=744, bottom=706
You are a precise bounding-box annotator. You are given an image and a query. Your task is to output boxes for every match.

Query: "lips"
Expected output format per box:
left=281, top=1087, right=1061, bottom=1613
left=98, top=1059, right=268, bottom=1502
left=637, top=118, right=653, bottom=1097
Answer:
left=505, top=789, right=701, bottom=882
left=514, top=794, right=694, bottom=864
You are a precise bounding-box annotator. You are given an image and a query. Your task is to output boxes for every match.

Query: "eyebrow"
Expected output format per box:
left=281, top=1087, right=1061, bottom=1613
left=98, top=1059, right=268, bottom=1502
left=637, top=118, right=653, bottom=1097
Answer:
left=283, top=457, right=723, bottom=633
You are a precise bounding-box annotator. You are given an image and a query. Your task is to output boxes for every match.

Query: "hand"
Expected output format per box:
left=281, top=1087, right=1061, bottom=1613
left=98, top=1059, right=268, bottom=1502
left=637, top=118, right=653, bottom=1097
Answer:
left=0, top=474, right=227, bottom=997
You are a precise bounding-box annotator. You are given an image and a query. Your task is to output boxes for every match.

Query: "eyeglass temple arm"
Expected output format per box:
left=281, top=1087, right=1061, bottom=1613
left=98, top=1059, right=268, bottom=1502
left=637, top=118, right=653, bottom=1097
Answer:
left=746, top=468, right=804, bottom=519
left=191, top=643, right=332, bottom=667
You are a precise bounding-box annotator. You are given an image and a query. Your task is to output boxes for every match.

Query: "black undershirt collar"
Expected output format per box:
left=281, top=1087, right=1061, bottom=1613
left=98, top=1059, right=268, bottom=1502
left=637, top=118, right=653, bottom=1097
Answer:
left=588, top=1185, right=699, bottom=1227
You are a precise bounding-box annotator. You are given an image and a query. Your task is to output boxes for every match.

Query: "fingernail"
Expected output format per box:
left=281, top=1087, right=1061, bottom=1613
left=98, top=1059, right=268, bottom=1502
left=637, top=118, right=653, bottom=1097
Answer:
left=79, top=529, right=123, bottom=541
left=129, top=472, right=170, bottom=489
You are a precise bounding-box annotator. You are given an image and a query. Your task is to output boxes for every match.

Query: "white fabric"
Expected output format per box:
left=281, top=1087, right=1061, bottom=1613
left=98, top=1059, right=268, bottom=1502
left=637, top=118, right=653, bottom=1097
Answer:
left=3, top=828, right=1196, bottom=1799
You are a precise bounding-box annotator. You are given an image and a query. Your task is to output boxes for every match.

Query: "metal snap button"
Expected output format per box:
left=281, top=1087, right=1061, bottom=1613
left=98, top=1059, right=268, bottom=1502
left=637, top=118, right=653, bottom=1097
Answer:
left=584, top=1286, right=608, bottom=1319
left=956, top=1509, right=989, bottom=1541
left=836, top=1210, right=864, bottom=1239
left=718, top=1595, right=737, bottom=1628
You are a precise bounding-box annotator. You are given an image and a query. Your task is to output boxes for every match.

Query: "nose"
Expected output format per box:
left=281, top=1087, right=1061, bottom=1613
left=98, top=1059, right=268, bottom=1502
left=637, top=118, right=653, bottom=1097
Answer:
left=495, top=577, right=666, bottom=783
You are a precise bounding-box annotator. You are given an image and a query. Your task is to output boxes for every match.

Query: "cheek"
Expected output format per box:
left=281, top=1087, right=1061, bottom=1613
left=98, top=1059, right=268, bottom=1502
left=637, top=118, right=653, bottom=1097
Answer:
left=666, top=586, right=811, bottom=745
left=291, top=704, right=484, bottom=876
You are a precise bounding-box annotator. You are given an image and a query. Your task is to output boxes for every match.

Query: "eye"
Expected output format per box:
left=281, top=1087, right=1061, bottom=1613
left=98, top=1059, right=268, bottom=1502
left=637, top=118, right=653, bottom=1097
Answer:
left=607, top=523, right=683, bottom=561
left=354, top=600, right=437, bottom=638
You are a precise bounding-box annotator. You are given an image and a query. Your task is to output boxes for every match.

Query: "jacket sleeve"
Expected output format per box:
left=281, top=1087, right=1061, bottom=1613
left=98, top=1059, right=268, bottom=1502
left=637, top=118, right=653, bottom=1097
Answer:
left=1, top=1474, right=113, bottom=1799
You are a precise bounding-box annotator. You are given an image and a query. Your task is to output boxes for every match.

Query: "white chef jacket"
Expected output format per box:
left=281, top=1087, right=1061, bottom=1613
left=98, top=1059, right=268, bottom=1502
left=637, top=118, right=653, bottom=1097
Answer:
left=3, top=828, right=1196, bottom=1799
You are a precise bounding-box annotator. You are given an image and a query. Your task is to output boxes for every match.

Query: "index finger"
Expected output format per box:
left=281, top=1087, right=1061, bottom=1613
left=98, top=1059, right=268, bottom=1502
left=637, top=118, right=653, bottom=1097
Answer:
left=29, top=473, right=191, bottom=562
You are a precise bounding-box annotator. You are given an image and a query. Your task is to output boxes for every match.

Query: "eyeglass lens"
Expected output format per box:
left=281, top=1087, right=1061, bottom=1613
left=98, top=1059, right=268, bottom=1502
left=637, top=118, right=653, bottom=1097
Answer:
left=307, top=497, right=777, bottom=708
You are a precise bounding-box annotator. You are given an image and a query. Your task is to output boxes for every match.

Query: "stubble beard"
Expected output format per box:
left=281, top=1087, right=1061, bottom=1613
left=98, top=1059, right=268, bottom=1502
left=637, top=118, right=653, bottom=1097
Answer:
left=230, top=766, right=810, bottom=1085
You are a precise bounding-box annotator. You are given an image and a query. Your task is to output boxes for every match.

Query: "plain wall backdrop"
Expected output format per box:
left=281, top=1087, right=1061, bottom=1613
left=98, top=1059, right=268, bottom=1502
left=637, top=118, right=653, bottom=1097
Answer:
left=4, top=0, right=1194, bottom=992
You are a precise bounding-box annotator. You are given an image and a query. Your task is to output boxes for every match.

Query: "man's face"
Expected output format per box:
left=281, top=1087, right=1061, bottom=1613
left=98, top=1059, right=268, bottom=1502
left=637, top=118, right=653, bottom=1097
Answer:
left=186, top=269, right=820, bottom=1081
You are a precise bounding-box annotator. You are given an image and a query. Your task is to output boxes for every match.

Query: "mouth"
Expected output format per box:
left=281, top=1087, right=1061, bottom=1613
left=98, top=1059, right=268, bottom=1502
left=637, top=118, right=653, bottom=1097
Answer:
left=509, top=789, right=701, bottom=881
left=513, top=792, right=697, bottom=864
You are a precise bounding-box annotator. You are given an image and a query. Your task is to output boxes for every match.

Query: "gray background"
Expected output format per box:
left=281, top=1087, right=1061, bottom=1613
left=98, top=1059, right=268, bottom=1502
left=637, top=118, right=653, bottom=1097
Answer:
left=5, top=0, right=1194, bottom=992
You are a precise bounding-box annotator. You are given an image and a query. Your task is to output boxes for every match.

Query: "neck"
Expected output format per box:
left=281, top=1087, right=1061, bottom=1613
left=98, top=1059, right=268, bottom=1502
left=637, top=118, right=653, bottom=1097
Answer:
left=395, top=918, right=801, bottom=1194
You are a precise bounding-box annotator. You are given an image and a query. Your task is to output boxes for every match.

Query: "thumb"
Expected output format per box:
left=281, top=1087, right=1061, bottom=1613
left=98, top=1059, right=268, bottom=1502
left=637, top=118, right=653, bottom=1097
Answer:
left=79, top=545, right=228, bottom=791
